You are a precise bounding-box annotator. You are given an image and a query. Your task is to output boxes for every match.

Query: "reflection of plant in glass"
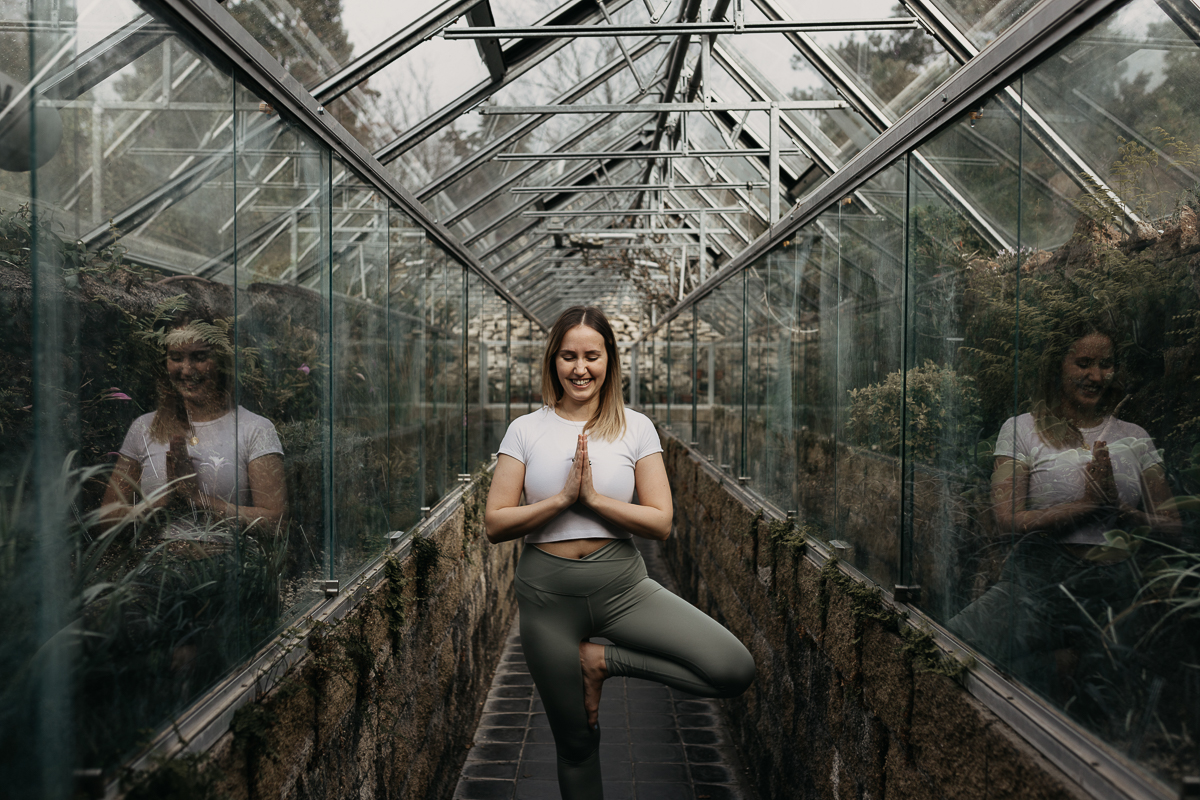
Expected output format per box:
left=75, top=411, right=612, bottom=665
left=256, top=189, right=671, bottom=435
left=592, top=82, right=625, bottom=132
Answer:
left=846, top=361, right=981, bottom=466
left=0, top=455, right=288, bottom=771
left=1074, top=129, right=1200, bottom=230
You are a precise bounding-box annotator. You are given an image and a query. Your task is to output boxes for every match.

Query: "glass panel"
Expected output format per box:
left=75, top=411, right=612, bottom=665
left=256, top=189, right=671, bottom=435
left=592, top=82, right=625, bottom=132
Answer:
left=388, top=207, right=424, bottom=535
left=832, top=163, right=906, bottom=587
left=793, top=206, right=843, bottom=545
left=329, top=161, right=389, bottom=582
left=424, top=247, right=464, bottom=503
left=745, top=240, right=803, bottom=513
left=233, top=94, right=329, bottom=623
left=906, top=94, right=1019, bottom=632
left=805, top=29, right=958, bottom=120
left=225, top=0, right=359, bottom=88
left=697, top=280, right=744, bottom=476
left=466, top=271, right=486, bottom=471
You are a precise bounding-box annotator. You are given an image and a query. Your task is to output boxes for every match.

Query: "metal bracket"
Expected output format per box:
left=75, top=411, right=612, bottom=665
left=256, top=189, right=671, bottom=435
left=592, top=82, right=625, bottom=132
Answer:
left=1181, top=776, right=1200, bottom=799
left=829, top=539, right=852, bottom=558
left=894, top=585, right=922, bottom=604
left=737, top=476, right=751, bottom=485
left=322, top=580, right=340, bottom=597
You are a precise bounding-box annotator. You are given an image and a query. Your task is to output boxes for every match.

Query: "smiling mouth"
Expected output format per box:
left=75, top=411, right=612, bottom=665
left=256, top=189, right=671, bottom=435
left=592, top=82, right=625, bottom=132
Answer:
left=570, top=378, right=592, bottom=387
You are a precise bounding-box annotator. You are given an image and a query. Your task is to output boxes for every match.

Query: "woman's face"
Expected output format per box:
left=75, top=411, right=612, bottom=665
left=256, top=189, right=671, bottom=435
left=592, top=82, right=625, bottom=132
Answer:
left=555, top=324, right=607, bottom=408
left=1060, top=332, right=1114, bottom=415
left=167, top=339, right=221, bottom=405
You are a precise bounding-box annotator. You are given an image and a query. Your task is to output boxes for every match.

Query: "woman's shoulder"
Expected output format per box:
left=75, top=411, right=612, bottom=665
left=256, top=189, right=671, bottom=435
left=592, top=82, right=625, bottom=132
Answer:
left=233, top=406, right=279, bottom=432
left=504, top=406, right=553, bottom=434
left=623, top=407, right=655, bottom=430
left=124, top=412, right=158, bottom=438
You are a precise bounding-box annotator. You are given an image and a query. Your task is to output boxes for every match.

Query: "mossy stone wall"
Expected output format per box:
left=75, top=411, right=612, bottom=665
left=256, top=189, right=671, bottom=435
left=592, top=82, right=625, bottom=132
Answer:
left=660, top=434, right=1089, bottom=800
left=154, top=502, right=518, bottom=800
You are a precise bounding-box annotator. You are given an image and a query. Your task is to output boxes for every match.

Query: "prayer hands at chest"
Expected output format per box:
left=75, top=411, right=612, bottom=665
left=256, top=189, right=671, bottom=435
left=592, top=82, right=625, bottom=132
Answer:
left=560, top=433, right=601, bottom=508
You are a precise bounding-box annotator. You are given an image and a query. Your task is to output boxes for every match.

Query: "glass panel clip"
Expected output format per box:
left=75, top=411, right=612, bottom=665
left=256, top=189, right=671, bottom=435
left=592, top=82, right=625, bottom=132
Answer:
left=829, top=540, right=852, bottom=558
left=893, top=585, right=921, bottom=604
left=1180, top=777, right=1200, bottom=799
left=322, top=580, right=340, bottom=597
left=737, top=476, right=751, bottom=485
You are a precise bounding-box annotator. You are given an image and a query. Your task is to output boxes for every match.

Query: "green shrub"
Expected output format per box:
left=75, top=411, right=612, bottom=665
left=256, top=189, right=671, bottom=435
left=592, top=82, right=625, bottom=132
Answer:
left=845, top=360, right=981, bottom=466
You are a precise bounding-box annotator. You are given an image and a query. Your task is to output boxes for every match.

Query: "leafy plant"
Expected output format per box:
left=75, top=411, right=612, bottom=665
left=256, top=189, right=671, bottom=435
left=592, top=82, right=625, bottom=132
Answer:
left=846, top=360, right=981, bottom=466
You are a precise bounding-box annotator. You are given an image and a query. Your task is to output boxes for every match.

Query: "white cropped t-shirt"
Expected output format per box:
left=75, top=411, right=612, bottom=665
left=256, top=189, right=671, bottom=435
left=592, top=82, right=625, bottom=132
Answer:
left=497, top=406, right=663, bottom=544
left=995, top=412, right=1163, bottom=545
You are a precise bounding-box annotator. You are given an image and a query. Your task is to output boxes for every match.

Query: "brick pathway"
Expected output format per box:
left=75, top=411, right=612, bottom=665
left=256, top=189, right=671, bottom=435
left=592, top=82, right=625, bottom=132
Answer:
left=453, top=540, right=758, bottom=800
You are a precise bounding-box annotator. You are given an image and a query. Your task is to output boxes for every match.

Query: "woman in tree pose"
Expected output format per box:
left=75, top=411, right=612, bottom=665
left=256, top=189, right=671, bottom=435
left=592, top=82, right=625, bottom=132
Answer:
left=949, top=320, right=1179, bottom=696
left=486, top=306, right=755, bottom=800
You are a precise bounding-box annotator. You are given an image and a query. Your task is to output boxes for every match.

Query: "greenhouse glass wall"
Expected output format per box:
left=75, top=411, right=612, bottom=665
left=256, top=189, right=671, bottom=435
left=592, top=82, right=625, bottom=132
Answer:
left=0, top=2, right=541, bottom=791
left=641, top=0, right=1200, bottom=785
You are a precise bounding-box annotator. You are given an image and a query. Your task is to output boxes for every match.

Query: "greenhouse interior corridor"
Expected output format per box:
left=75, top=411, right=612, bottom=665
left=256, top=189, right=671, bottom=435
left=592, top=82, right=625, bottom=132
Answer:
left=4, top=0, right=1200, bottom=798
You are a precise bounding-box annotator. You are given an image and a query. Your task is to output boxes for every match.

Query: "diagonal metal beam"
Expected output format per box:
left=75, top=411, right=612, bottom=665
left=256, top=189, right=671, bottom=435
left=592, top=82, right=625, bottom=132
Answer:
left=416, top=36, right=663, bottom=201
left=441, top=100, right=654, bottom=226
left=40, top=13, right=172, bottom=100
left=904, top=0, right=1140, bottom=227
left=373, top=0, right=636, bottom=164
left=466, top=1, right=506, bottom=83
left=460, top=123, right=652, bottom=246
left=312, top=0, right=482, bottom=104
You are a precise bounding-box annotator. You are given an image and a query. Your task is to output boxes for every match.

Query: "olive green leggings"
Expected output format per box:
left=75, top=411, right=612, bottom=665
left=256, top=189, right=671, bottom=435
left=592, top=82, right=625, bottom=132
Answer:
left=514, top=538, right=756, bottom=800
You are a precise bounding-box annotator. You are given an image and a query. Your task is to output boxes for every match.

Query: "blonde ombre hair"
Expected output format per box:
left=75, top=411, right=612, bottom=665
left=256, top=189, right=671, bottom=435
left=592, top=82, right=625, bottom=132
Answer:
left=540, top=306, right=626, bottom=441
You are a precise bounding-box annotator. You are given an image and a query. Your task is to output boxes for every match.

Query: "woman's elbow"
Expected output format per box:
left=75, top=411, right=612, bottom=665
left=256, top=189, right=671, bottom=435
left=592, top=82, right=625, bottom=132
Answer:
left=483, top=512, right=503, bottom=545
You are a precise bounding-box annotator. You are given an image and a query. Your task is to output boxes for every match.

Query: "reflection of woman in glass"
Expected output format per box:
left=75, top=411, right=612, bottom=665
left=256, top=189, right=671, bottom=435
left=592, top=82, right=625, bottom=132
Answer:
left=950, top=321, right=1180, bottom=695
left=485, top=307, right=755, bottom=800
left=101, top=306, right=286, bottom=544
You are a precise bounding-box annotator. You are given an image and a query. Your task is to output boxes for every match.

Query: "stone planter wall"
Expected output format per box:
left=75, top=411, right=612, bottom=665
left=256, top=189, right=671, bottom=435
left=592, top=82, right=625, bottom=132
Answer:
left=137, top=501, right=519, bottom=800
left=660, top=434, right=1089, bottom=800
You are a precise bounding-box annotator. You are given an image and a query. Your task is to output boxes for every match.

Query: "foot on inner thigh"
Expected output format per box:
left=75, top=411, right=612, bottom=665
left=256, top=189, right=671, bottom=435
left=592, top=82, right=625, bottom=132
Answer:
left=579, top=640, right=608, bottom=728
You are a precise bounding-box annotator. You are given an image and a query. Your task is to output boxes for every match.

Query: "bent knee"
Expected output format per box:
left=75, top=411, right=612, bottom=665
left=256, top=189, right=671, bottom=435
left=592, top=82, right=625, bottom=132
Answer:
left=709, top=641, right=756, bottom=697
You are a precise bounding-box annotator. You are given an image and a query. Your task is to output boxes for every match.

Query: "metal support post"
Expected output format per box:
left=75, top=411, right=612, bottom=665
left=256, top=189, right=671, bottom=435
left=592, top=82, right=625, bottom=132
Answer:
left=699, top=211, right=707, bottom=282
left=700, top=0, right=711, bottom=108
left=769, top=101, right=780, bottom=223
left=91, top=104, right=103, bottom=225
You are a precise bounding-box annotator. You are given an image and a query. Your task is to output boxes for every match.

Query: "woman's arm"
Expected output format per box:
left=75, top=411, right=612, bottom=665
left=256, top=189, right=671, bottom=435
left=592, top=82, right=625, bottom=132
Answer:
left=579, top=436, right=673, bottom=541
left=197, top=453, right=287, bottom=531
left=98, top=454, right=181, bottom=531
left=1120, top=464, right=1183, bottom=540
left=485, top=450, right=580, bottom=544
left=991, top=456, right=1105, bottom=536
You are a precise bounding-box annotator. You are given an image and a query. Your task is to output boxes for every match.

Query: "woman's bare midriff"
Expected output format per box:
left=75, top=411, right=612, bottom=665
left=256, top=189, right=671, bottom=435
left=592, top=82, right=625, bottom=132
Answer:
left=533, top=537, right=614, bottom=560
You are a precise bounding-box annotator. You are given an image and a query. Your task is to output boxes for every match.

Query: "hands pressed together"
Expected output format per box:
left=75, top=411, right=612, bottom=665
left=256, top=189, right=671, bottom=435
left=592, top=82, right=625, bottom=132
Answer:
left=1083, top=440, right=1140, bottom=526
left=559, top=433, right=600, bottom=509
left=167, top=435, right=222, bottom=515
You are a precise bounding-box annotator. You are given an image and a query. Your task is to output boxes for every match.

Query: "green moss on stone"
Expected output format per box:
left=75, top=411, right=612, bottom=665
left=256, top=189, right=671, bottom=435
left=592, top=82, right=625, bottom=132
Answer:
left=899, top=625, right=973, bottom=681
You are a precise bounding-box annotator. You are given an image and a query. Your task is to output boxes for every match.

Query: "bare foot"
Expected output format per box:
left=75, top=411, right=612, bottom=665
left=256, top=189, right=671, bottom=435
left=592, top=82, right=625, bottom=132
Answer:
left=579, top=640, right=608, bottom=728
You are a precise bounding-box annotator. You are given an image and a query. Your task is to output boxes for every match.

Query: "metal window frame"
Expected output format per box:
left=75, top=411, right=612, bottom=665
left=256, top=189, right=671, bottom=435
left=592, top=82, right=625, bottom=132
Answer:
left=372, top=0, right=638, bottom=164
left=125, top=0, right=546, bottom=329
